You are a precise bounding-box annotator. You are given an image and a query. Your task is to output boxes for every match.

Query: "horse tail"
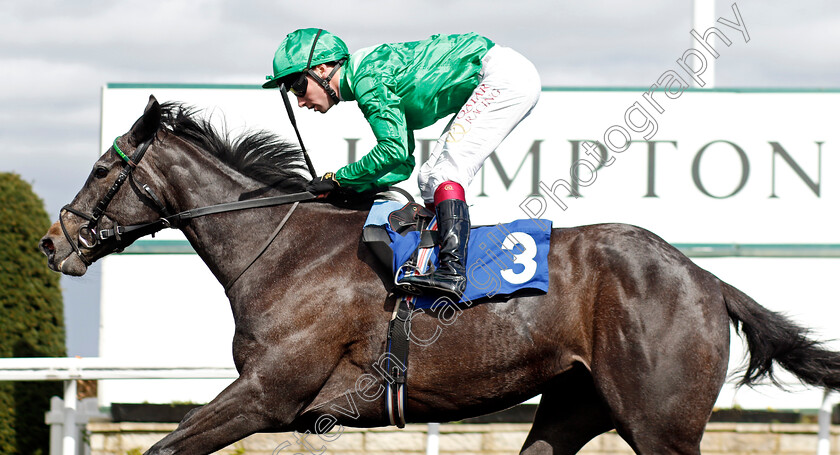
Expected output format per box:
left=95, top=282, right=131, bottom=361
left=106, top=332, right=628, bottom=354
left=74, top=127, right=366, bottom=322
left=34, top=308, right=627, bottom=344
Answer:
left=722, top=281, right=840, bottom=390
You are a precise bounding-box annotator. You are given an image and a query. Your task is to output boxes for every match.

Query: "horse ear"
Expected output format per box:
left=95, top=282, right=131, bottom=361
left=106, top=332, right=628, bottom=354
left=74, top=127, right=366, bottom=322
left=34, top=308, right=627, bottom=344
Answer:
left=128, top=95, right=161, bottom=145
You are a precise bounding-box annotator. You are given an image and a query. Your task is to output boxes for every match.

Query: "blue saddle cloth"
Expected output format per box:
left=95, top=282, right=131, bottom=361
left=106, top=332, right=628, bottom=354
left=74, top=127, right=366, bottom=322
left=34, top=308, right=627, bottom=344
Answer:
left=365, top=201, right=552, bottom=309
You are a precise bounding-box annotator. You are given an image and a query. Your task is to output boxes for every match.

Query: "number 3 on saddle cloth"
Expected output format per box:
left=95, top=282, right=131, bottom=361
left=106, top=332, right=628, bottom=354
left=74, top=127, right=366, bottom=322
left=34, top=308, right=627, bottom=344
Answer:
left=363, top=200, right=552, bottom=309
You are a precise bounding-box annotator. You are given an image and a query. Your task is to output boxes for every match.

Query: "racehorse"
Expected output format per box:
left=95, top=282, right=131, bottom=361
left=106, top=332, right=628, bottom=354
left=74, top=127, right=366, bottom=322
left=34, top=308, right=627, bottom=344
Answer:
left=40, top=96, right=840, bottom=454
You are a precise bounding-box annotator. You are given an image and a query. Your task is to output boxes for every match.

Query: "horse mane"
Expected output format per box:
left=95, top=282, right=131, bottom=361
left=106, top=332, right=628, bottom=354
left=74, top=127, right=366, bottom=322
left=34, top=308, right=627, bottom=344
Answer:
left=159, top=102, right=309, bottom=191
left=157, top=101, right=381, bottom=209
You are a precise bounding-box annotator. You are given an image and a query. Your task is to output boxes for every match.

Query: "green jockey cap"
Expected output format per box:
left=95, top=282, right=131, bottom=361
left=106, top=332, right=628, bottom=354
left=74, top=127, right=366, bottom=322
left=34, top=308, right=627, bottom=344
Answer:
left=263, top=28, right=350, bottom=89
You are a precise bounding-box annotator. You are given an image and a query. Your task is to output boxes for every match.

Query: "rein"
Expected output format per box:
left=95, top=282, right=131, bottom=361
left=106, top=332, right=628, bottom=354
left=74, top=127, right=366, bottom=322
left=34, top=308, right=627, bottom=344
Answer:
left=94, top=190, right=315, bottom=244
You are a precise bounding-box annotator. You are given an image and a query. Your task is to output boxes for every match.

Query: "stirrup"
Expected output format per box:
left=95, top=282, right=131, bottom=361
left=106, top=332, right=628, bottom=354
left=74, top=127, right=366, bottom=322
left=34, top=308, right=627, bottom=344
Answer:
left=398, top=268, right=466, bottom=300
left=394, top=233, right=438, bottom=295
left=395, top=263, right=426, bottom=295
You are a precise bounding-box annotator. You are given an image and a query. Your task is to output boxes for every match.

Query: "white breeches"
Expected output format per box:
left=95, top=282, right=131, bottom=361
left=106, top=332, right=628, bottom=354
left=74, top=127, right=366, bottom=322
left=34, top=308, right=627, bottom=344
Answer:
left=417, top=45, right=541, bottom=203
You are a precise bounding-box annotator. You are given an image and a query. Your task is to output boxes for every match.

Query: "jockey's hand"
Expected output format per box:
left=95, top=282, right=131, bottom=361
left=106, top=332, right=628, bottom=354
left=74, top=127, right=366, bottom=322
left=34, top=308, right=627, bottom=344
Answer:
left=306, top=172, right=340, bottom=197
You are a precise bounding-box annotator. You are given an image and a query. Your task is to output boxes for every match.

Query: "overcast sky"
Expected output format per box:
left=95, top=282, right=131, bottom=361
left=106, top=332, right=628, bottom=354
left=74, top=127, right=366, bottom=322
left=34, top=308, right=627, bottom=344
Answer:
left=2, top=0, right=838, bottom=356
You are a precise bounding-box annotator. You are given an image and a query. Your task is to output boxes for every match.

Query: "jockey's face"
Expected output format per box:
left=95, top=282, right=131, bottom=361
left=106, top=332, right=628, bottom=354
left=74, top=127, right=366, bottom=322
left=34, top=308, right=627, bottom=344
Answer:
left=295, top=64, right=338, bottom=114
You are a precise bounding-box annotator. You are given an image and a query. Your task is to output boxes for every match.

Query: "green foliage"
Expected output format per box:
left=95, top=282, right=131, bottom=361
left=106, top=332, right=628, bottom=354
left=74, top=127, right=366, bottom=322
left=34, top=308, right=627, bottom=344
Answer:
left=0, top=173, right=66, bottom=454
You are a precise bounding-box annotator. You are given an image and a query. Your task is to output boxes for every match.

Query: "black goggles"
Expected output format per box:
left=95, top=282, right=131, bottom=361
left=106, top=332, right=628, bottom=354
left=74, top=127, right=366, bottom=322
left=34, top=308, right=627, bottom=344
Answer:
left=283, top=73, right=309, bottom=97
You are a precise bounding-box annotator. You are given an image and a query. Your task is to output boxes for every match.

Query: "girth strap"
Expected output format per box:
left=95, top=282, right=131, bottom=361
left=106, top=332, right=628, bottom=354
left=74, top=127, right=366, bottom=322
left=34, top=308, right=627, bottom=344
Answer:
left=386, top=296, right=413, bottom=428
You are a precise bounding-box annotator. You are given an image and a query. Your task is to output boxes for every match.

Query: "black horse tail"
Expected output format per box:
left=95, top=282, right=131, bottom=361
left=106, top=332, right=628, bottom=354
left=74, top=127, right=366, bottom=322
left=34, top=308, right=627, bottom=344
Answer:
left=722, top=281, right=840, bottom=390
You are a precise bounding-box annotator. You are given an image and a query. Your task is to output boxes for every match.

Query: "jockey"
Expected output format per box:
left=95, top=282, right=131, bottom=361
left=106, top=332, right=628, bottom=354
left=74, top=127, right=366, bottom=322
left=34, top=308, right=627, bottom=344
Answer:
left=263, top=28, right=541, bottom=299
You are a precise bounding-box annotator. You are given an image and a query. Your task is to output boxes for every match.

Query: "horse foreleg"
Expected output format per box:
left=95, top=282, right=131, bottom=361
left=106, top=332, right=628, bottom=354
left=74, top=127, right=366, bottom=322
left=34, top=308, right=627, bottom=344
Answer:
left=144, top=375, right=278, bottom=455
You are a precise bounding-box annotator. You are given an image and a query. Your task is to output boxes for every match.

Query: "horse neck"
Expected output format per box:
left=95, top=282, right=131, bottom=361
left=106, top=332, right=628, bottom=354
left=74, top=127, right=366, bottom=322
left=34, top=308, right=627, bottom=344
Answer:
left=155, top=135, right=303, bottom=289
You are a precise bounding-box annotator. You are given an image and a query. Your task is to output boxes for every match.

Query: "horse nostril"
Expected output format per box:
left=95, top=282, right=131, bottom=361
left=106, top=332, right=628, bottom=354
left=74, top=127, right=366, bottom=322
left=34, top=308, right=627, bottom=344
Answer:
left=40, top=237, right=55, bottom=255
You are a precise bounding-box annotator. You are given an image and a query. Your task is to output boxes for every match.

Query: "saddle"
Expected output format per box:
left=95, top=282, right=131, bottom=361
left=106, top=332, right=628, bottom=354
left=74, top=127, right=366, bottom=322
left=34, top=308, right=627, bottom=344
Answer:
left=363, top=200, right=553, bottom=308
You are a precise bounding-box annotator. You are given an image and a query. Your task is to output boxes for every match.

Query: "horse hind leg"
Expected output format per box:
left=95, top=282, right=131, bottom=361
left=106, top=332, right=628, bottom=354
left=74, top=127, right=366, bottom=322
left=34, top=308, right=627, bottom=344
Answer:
left=520, top=365, right=614, bottom=455
left=591, top=307, right=729, bottom=453
left=586, top=342, right=721, bottom=454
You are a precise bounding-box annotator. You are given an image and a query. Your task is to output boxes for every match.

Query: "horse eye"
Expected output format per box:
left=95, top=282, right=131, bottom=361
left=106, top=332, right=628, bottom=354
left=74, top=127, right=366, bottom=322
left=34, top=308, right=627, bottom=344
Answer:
left=94, top=167, right=109, bottom=179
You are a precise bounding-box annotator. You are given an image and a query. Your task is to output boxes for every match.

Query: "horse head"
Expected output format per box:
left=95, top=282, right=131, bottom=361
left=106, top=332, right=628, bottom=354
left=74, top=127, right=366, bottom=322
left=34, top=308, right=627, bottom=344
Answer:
left=40, top=94, right=321, bottom=280
left=40, top=95, right=169, bottom=276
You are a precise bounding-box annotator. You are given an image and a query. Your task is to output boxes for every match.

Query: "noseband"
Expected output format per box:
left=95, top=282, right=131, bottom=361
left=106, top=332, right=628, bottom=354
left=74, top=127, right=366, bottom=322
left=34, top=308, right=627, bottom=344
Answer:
left=59, top=135, right=164, bottom=266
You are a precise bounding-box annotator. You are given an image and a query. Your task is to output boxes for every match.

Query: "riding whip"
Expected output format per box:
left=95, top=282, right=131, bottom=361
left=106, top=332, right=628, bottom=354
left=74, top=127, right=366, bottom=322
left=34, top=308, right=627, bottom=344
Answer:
left=279, top=83, right=318, bottom=180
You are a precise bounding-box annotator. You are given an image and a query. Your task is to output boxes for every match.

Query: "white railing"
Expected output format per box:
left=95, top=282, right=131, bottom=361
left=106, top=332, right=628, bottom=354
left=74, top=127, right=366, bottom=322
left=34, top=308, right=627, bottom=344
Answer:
left=0, top=357, right=239, bottom=380
left=0, top=357, right=237, bottom=455
left=0, top=357, right=837, bottom=455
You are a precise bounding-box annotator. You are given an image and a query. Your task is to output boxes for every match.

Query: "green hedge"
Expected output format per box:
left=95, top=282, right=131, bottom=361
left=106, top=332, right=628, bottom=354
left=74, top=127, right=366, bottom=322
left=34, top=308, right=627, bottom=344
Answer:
left=0, top=173, right=65, bottom=455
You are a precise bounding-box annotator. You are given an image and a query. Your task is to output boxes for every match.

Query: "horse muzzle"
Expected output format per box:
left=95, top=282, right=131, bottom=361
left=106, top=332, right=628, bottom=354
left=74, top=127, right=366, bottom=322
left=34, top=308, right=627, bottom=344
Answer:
left=40, top=222, right=89, bottom=276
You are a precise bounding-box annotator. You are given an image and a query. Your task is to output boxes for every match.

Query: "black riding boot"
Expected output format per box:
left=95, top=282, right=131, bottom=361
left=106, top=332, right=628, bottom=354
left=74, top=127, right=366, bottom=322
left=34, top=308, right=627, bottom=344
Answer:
left=399, top=199, right=470, bottom=299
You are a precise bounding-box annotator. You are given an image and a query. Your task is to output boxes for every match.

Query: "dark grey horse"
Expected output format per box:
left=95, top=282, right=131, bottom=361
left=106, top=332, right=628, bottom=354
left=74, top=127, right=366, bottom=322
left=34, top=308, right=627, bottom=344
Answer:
left=40, top=96, right=840, bottom=454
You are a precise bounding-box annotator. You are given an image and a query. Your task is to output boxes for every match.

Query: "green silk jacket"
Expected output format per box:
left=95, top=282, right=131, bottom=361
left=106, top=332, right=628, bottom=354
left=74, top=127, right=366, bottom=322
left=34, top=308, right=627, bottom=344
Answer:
left=336, top=33, right=494, bottom=191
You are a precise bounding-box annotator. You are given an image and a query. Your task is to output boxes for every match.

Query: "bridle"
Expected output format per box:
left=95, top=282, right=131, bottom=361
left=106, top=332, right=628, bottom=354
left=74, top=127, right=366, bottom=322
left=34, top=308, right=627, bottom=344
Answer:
left=58, top=133, right=316, bottom=286
left=59, top=134, right=160, bottom=266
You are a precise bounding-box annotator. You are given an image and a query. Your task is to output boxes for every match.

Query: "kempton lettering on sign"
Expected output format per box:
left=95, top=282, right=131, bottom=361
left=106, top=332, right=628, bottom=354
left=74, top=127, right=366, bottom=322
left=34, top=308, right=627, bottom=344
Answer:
left=344, top=136, right=823, bottom=201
